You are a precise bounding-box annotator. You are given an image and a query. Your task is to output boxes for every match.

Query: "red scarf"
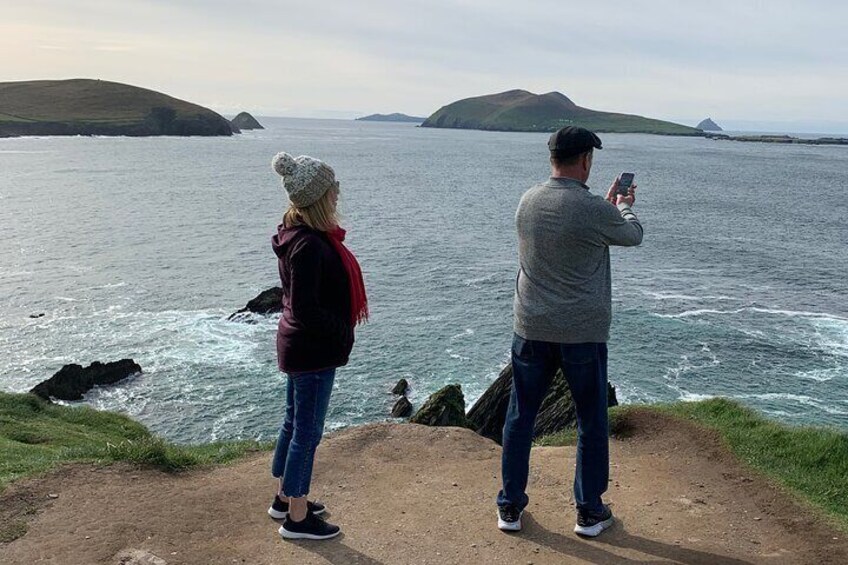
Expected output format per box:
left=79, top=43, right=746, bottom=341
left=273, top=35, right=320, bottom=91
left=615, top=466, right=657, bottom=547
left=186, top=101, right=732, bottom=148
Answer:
left=327, top=227, right=369, bottom=325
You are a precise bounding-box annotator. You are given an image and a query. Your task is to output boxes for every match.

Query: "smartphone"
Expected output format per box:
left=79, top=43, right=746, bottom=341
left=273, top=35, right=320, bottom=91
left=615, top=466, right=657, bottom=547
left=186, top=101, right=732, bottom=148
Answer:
left=616, top=172, right=635, bottom=196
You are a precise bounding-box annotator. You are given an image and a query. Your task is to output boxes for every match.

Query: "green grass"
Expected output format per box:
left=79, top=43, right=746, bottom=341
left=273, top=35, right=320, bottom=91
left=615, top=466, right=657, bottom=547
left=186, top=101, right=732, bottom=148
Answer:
left=0, top=392, right=270, bottom=492
left=536, top=398, right=848, bottom=528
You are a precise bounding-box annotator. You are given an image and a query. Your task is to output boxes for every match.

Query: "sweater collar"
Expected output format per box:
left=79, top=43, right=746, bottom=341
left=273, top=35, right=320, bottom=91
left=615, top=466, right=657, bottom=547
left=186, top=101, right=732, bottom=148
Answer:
left=544, top=177, right=591, bottom=191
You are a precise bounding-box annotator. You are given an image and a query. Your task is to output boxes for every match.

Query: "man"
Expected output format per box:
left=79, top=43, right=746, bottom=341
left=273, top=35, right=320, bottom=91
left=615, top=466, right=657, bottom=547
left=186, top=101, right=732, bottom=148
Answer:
left=497, top=126, right=642, bottom=537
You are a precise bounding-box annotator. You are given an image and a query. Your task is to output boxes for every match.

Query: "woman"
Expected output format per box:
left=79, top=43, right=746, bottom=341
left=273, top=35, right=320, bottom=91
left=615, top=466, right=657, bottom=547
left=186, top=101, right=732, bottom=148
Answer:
left=267, top=152, right=368, bottom=540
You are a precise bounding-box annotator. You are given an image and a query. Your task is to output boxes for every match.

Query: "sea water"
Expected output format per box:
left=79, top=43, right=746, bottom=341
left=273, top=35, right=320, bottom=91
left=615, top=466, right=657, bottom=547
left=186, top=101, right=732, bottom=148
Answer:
left=1, top=118, right=846, bottom=442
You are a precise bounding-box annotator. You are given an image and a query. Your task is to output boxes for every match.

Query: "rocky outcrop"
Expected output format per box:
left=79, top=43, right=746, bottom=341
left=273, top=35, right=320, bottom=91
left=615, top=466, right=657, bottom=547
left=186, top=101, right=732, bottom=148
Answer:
left=467, top=363, right=619, bottom=444
left=228, top=287, right=282, bottom=320
left=696, top=117, right=723, bottom=131
left=391, top=378, right=410, bottom=395
left=410, top=384, right=471, bottom=428
left=30, top=359, right=142, bottom=401
left=231, top=112, right=264, bottom=130
left=391, top=396, right=413, bottom=418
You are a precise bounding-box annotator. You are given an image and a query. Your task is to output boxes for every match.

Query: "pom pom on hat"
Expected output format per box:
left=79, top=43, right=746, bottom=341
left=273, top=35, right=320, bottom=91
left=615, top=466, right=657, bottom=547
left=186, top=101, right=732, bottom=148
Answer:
left=272, top=152, right=297, bottom=178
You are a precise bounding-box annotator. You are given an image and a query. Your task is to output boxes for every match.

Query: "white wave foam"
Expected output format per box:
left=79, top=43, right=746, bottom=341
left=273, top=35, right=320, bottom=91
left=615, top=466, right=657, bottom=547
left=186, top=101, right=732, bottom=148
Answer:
left=88, top=282, right=127, bottom=290
left=737, top=393, right=848, bottom=416
left=796, top=369, right=839, bottom=382
left=644, top=291, right=739, bottom=302
left=679, top=392, right=716, bottom=402
left=463, top=273, right=498, bottom=287
left=450, top=328, right=474, bottom=340
left=654, top=307, right=848, bottom=322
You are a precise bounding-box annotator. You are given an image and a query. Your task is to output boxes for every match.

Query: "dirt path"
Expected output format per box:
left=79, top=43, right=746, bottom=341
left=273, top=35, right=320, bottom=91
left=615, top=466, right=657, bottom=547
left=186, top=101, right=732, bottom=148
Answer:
left=2, top=411, right=846, bottom=564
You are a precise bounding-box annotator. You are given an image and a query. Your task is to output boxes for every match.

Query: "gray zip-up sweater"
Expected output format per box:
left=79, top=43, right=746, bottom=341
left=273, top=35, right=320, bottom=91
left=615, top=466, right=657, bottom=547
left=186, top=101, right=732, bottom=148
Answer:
left=514, top=177, right=643, bottom=343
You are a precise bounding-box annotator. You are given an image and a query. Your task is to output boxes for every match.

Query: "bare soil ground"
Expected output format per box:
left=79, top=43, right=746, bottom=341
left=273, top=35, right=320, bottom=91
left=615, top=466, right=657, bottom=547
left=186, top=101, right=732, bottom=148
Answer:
left=2, top=411, right=846, bottom=564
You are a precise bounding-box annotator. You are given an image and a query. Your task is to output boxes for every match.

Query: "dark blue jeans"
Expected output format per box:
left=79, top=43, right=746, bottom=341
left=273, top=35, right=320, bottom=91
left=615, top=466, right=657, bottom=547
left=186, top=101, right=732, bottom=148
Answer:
left=271, top=368, right=336, bottom=498
left=498, top=335, right=609, bottom=513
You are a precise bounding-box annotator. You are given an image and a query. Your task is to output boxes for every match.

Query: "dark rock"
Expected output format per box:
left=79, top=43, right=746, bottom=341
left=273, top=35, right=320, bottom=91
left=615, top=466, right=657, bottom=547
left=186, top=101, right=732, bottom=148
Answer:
left=465, top=364, right=513, bottom=442
left=30, top=359, right=142, bottom=401
left=391, top=378, right=410, bottom=396
left=228, top=287, right=282, bottom=321
left=696, top=117, right=723, bottom=131
left=391, top=396, right=413, bottom=418
left=28, top=313, right=45, bottom=319
left=467, top=363, right=619, bottom=444
left=410, top=384, right=471, bottom=428
left=231, top=112, right=264, bottom=130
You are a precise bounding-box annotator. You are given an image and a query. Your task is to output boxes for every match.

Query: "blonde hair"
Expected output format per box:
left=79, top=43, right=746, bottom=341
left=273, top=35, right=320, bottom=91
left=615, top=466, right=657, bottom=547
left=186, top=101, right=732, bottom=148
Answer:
left=283, top=183, right=340, bottom=232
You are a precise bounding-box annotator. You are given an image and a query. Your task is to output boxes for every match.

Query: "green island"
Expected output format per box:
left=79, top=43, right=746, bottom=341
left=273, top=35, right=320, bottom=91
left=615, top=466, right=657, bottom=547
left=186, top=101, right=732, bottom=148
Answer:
left=421, top=89, right=702, bottom=135
left=2, top=390, right=846, bottom=546
left=0, top=79, right=234, bottom=137
left=356, top=113, right=426, bottom=123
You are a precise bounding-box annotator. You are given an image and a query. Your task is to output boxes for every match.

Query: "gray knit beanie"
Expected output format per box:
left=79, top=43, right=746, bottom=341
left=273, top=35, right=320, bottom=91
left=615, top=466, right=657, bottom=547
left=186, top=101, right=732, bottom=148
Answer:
left=272, top=152, right=339, bottom=208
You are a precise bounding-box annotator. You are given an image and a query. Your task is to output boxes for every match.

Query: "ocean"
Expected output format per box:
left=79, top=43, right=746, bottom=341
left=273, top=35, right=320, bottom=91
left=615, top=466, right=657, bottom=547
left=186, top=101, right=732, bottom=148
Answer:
left=1, top=118, right=846, bottom=443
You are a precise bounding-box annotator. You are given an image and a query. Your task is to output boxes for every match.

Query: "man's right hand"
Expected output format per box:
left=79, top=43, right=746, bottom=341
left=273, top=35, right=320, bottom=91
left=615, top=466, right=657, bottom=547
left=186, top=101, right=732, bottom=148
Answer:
left=615, top=185, right=637, bottom=207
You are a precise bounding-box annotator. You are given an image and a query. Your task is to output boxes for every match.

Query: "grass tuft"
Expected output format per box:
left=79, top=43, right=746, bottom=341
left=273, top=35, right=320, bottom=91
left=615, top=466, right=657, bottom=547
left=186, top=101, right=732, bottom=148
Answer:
left=0, top=392, right=270, bottom=491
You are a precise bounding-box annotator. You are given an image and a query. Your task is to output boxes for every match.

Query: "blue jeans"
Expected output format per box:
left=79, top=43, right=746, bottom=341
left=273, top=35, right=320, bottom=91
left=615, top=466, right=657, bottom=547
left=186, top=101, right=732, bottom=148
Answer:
left=271, top=368, right=336, bottom=498
left=498, top=335, right=609, bottom=513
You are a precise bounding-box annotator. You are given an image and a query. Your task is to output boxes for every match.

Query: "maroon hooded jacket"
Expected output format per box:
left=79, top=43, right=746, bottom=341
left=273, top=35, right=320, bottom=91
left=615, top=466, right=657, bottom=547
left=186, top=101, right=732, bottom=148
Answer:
left=272, top=224, right=354, bottom=374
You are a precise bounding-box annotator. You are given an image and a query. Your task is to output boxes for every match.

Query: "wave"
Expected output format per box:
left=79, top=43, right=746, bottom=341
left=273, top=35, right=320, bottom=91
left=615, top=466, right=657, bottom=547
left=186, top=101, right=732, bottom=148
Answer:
left=737, top=393, right=848, bottom=416
left=653, top=307, right=848, bottom=322
left=450, top=328, right=475, bottom=340
left=643, top=291, right=739, bottom=302
left=678, top=392, right=717, bottom=402
left=463, top=273, right=499, bottom=287
left=796, top=369, right=839, bottom=382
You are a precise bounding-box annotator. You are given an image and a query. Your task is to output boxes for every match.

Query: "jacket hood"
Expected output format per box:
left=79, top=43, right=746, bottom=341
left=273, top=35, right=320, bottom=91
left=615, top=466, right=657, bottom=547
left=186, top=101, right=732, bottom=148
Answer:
left=272, top=224, right=315, bottom=259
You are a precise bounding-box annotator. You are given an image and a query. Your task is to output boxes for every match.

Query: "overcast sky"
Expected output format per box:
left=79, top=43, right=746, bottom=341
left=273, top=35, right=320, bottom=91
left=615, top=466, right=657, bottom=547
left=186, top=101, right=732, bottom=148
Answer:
left=3, top=0, right=847, bottom=132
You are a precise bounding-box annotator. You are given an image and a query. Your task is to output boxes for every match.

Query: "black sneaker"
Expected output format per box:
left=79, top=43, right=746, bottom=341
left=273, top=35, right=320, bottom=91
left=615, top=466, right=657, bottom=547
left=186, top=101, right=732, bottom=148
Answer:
left=268, top=496, right=326, bottom=520
left=574, top=504, right=614, bottom=537
left=497, top=504, right=523, bottom=531
left=279, top=511, right=341, bottom=540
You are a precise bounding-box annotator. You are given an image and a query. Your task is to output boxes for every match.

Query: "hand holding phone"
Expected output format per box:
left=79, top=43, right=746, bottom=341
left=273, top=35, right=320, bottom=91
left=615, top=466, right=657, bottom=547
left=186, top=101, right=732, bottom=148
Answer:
left=616, top=172, right=635, bottom=196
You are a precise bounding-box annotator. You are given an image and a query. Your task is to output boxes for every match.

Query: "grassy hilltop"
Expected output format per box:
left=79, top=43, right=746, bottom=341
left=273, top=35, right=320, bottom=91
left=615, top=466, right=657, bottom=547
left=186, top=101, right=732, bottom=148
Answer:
left=422, top=89, right=702, bottom=135
left=0, top=79, right=234, bottom=137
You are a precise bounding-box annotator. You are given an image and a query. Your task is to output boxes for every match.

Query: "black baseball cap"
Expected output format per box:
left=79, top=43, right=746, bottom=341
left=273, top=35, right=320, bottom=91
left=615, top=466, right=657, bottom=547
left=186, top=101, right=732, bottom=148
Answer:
left=548, top=126, right=602, bottom=157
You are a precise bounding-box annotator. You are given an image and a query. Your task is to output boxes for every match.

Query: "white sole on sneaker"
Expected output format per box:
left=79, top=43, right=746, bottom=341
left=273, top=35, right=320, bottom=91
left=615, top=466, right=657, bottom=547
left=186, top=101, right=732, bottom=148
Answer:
left=268, top=505, right=326, bottom=520
left=278, top=524, right=341, bottom=541
left=574, top=515, right=614, bottom=537
left=268, top=507, right=287, bottom=520
left=497, top=510, right=523, bottom=532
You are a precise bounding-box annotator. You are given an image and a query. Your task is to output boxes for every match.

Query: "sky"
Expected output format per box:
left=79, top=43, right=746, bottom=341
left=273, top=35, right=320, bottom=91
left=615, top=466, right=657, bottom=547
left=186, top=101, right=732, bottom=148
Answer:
left=2, top=0, right=847, bottom=133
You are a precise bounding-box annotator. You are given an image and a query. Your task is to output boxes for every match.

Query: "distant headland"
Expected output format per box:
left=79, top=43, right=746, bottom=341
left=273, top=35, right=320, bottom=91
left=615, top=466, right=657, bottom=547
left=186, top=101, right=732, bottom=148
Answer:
left=356, top=113, right=426, bottom=123
left=0, top=79, right=235, bottom=138
left=705, top=132, right=848, bottom=146
left=421, top=90, right=701, bottom=136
